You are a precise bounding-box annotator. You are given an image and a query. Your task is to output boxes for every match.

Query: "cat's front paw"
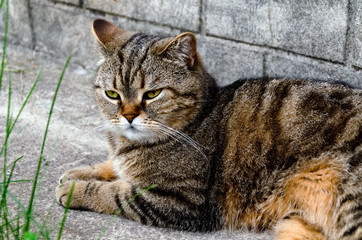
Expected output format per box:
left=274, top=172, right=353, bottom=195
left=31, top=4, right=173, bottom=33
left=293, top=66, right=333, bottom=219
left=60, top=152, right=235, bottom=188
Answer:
left=56, top=181, right=76, bottom=206
left=59, top=170, right=76, bottom=184
left=58, top=167, right=92, bottom=184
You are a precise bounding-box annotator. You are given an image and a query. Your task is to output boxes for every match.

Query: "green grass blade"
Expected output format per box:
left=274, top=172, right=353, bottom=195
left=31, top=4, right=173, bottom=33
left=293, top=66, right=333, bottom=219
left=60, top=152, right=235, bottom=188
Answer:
left=0, top=0, right=9, bottom=92
left=0, top=214, right=23, bottom=229
left=4, top=155, right=23, bottom=189
left=16, top=206, right=20, bottom=240
left=0, top=185, right=45, bottom=234
left=0, top=153, right=25, bottom=236
left=3, top=69, right=11, bottom=181
left=0, top=180, right=31, bottom=184
left=9, top=67, right=43, bottom=133
left=7, top=121, right=31, bottom=147
left=40, top=200, right=58, bottom=239
left=57, top=182, right=75, bottom=240
left=23, top=231, right=38, bottom=240
left=24, top=55, right=72, bottom=233
left=36, top=113, right=69, bottom=202
left=4, top=215, right=17, bottom=239
left=0, top=67, right=42, bottom=158
left=0, top=71, right=11, bottom=221
left=6, top=155, right=24, bottom=169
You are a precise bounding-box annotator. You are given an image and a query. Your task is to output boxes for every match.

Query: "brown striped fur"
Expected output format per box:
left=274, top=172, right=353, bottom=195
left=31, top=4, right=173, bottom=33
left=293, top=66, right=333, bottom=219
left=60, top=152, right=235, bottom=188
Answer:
left=56, top=19, right=362, bottom=239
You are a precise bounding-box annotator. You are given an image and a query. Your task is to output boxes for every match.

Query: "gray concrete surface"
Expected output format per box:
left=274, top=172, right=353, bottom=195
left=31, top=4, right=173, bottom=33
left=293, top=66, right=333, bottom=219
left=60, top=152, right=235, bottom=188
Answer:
left=0, top=45, right=274, bottom=239
left=350, top=0, right=362, bottom=68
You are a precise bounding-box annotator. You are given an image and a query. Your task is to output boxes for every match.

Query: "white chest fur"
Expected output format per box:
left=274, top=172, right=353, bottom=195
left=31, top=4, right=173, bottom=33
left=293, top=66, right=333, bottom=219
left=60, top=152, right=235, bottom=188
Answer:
left=112, top=154, right=137, bottom=183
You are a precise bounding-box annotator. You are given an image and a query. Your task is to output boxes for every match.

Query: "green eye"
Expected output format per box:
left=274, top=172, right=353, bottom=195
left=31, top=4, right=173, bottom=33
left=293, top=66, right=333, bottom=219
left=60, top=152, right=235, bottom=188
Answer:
left=144, top=89, right=162, bottom=100
left=105, top=90, right=120, bottom=99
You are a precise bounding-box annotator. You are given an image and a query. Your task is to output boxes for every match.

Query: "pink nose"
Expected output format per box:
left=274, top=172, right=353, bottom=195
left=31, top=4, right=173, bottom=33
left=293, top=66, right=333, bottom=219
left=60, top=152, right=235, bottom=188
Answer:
left=123, top=113, right=138, bottom=123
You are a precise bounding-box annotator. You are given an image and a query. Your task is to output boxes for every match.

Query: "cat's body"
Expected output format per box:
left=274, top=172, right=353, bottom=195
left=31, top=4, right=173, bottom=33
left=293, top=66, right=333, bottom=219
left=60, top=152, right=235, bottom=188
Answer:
left=56, top=19, right=362, bottom=240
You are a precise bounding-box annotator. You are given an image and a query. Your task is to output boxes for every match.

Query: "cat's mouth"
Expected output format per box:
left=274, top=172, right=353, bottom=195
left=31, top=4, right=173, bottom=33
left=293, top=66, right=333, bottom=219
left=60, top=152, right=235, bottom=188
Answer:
left=120, top=122, right=160, bottom=143
left=126, top=124, right=140, bottom=132
left=118, top=117, right=148, bottom=134
left=110, top=117, right=168, bottom=144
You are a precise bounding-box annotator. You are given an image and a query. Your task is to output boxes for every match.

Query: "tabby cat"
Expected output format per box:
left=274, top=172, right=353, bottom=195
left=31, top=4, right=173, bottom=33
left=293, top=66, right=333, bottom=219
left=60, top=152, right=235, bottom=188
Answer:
left=56, top=19, right=362, bottom=240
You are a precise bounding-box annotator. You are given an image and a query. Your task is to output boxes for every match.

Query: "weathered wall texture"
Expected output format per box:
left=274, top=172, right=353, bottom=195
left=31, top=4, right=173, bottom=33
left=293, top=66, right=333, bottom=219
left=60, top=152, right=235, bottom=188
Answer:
left=1, top=0, right=361, bottom=87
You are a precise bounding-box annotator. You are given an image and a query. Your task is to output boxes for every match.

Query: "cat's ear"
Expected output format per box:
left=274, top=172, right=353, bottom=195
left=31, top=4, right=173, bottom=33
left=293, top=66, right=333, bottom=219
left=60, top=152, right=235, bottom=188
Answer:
left=92, top=19, right=133, bottom=53
left=153, top=32, right=198, bottom=68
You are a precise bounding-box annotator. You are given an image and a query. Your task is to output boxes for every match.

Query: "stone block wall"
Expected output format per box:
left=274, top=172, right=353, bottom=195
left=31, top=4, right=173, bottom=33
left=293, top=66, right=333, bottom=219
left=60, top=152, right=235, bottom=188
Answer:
left=1, top=0, right=361, bottom=87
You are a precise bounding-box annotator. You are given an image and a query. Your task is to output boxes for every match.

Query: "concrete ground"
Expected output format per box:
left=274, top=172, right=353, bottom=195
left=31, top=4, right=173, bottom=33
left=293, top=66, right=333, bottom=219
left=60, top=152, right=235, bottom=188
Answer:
left=0, top=45, right=273, bottom=240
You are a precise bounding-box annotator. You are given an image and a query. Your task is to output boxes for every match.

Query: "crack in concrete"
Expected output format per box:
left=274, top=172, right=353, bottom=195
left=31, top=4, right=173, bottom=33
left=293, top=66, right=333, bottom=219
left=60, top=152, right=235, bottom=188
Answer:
left=199, top=0, right=206, bottom=36
left=268, top=0, right=274, bottom=45
left=343, top=0, right=353, bottom=65
left=26, top=0, right=36, bottom=50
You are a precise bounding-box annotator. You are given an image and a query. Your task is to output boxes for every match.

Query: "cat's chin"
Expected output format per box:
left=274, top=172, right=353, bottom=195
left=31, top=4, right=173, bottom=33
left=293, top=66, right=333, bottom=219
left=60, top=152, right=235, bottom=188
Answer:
left=121, top=127, right=163, bottom=144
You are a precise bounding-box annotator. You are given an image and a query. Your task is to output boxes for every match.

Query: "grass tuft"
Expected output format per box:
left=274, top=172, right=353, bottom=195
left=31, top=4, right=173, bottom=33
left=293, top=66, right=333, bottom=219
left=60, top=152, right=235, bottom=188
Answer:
left=57, top=182, right=75, bottom=240
left=23, top=54, right=72, bottom=234
left=0, top=2, right=153, bottom=238
left=0, top=2, right=74, bottom=236
left=0, top=53, right=73, bottom=239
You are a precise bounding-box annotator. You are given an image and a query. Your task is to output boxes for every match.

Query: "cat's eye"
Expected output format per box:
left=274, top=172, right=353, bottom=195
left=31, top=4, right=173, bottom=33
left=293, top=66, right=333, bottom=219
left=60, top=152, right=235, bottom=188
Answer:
left=144, top=89, right=162, bottom=100
left=105, top=90, right=120, bottom=100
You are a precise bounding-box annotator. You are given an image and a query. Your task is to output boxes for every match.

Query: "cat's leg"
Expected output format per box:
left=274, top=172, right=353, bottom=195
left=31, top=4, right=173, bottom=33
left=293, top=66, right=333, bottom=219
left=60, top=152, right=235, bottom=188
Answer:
left=56, top=180, right=130, bottom=214
left=56, top=180, right=205, bottom=230
left=59, top=160, right=118, bottom=183
left=278, top=158, right=339, bottom=239
left=275, top=214, right=326, bottom=240
left=274, top=153, right=361, bottom=240
left=331, top=152, right=362, bottom=240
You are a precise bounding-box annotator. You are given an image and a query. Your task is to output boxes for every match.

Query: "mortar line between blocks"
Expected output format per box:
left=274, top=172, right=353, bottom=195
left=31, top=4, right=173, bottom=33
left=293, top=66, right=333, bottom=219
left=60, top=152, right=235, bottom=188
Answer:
left=343, top=0, right=353, bottom=66
left=27, top=0, right=36, bottom=50
left=205, top=33, right=355, bottom=68
left=199, top=0, right=206, bottom=36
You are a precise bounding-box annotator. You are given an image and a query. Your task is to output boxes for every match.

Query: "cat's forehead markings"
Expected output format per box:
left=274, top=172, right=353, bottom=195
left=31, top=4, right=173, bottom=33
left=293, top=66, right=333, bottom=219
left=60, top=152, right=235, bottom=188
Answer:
left=120, top=35, right=148, bottom=91
left=139, top=73, right=145, bottom=89
left=120, top=36, right=162, bottom=90
left=117, top=34, right=147, bottom=85
left=119, top=33, right=144, bottom=51
left=115, top=74, right=124, bottom=90
left=112, top=75, right=118, bottom=90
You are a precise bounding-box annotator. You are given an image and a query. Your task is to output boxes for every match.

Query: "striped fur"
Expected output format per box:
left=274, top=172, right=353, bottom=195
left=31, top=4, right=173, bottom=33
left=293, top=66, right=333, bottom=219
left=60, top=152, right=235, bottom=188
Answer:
left=56, top=19, right=362, bottom=239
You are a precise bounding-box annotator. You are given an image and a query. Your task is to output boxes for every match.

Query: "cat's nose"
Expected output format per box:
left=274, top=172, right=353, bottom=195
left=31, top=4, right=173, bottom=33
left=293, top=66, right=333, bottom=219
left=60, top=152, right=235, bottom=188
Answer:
left=123, top=113, right=138, bottom=123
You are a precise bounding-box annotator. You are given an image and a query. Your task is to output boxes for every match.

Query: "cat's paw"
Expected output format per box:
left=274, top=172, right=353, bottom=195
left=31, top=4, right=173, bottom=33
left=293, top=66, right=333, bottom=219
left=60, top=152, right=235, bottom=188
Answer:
left=59, top=167, right=92, bottom=184
left=56, top=181, right=76, bottom=206
left=59, top=170, right=76, bottom=184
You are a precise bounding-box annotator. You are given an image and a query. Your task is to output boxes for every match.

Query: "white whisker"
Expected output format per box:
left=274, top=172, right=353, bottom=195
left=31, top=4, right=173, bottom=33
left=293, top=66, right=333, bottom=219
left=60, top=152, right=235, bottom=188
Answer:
left=157, top=122, right=205, bottom=149
left=154, top=128, right=190, bottom=149
left=96, top=117, right=208, bottom=160
left=144, top=121, right=208, bottom=161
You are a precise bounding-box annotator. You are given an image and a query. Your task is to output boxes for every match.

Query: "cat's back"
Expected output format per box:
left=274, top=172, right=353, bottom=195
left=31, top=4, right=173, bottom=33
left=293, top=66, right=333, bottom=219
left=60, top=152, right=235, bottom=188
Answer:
left=220, top=78, right=361, bottom=162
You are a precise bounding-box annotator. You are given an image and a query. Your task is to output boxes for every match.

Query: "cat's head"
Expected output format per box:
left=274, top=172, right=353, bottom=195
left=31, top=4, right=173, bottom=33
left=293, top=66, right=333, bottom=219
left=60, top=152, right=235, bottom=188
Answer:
left=92, top=19, right=214, bottom=144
